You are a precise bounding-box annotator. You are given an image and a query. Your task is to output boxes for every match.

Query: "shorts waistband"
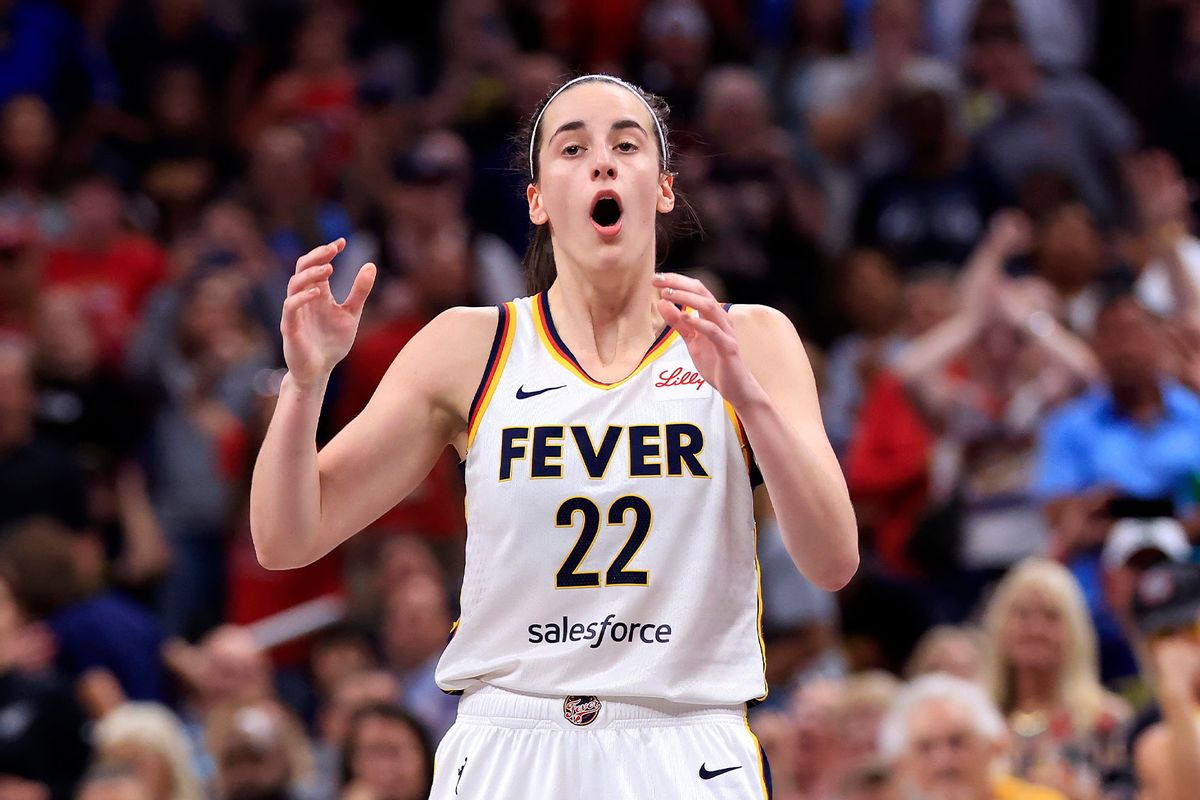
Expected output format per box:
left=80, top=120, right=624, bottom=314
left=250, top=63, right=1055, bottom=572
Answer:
left=455, top=685, right=747, bottom=730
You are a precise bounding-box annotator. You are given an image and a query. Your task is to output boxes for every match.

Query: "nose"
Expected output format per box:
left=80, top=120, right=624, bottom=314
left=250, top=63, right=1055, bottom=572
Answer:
left=592, top=149, right=616, bottom=180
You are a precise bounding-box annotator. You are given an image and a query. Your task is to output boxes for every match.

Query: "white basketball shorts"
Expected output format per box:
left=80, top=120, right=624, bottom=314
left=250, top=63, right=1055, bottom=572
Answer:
left=429, top=686, right=772, bottom=799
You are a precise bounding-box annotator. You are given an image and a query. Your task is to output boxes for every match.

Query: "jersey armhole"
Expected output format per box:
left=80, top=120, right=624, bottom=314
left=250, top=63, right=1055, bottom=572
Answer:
left=722, top=303, right=764, bottom=489
left=465, top=302, right=516, bottom=451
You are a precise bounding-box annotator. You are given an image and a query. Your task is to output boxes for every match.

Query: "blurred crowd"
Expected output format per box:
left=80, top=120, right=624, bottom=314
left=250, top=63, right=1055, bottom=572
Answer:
left=4, top=0, right=1200, bottom=798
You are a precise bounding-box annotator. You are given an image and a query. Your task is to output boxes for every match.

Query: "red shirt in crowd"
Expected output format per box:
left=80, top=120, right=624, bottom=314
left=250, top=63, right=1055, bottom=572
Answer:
left=42, top=234, right=167, bottom=363
left=846, top=371, right=933, bottom=577
left=333, top=314, right=465, bottom=539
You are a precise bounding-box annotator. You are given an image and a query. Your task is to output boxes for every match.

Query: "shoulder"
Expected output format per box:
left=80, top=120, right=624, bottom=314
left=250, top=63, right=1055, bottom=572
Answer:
left=403, top=304, right=503, bottom=377
left=1164, top=381, right=1200, bottom=418
left=1040, top=390, right=1106, bottom=436
left=384, top=304, right=505, bottom=413
left=727, top=303, right=799, bottom=340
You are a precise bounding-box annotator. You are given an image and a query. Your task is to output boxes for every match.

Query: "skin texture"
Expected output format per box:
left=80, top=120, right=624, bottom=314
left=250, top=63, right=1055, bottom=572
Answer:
left=250, top=80, right=857, bottom=591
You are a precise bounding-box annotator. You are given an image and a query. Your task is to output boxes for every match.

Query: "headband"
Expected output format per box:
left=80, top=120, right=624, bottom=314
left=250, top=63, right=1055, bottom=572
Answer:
left=528, top=74, right=668, bottom=179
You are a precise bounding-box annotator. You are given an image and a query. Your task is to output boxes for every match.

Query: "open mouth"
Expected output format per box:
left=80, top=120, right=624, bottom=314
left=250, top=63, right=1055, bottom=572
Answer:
left=590, top=192, right=623, bottom=233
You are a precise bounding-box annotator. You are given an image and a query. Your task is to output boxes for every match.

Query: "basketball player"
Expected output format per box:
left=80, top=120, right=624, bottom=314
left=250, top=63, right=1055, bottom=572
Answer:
left=250, top=74, right=858, bottom=798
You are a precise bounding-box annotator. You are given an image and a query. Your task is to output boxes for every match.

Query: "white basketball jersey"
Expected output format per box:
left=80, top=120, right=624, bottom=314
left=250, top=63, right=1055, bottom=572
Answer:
left=434, top=293, right=766, bottom=705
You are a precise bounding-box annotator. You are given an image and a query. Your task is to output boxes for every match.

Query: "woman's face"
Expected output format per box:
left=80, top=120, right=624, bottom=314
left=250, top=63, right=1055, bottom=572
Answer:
left=350, top=716, right=428, bottom=800
left=920, top=636, right=983, bottom=682
left=1002, top=587, right=1067, bottom=673
left=528, top=82, right=674, bottom=278
left=101, top=741, right=175, bottom=800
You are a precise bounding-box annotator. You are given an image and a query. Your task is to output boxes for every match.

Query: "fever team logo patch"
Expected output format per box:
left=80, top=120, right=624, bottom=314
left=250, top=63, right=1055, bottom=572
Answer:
left=563, top=695, right=602, bottom=726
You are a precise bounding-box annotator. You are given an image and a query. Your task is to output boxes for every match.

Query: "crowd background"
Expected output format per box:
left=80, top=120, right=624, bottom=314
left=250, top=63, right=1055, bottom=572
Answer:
left=6, top=0, right=1200, bottom=798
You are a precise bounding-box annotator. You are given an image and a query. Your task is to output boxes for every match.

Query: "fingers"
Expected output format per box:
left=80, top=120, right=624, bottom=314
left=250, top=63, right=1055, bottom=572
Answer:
left=282, top=285, right=323, bottom=319
left=340, top=263, right=377, bottom=317
left=653, top=272, right=731, bottom=329
left=287, top=264, right=332, bottom=296
left=655, top=299, right=735, bottom=350
left=295, top=238, right=345, bottom=275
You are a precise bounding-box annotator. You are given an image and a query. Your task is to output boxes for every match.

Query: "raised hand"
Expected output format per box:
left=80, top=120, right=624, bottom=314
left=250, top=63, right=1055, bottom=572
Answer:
left=281, top=239, right=376, bottom=388
left=653, top=272, right=761, bottom=409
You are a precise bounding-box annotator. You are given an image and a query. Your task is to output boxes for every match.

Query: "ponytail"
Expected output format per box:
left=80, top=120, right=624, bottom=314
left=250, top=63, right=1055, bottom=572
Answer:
left=522, top=224, right=557, bottom=295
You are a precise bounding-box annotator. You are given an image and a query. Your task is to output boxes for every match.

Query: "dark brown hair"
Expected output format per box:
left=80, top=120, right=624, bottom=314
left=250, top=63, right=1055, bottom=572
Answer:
left=512, top=76, right=695, bottom=295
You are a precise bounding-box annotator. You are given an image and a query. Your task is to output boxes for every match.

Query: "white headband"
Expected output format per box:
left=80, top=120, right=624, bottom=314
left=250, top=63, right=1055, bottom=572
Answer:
left=528, top=74, right=668, bottom=179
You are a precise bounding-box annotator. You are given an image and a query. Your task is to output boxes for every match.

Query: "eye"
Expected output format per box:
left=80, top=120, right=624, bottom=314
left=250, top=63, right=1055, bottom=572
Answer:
left=616, top=141, right=638, bottom=153
left=562, top=144, right=584, bottom=157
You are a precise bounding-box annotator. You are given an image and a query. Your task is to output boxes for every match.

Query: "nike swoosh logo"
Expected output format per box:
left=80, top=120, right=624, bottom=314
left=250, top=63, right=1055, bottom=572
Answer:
left=516, top=384, right=566, bottom=399
left=699, top=764, right=742, bottom=780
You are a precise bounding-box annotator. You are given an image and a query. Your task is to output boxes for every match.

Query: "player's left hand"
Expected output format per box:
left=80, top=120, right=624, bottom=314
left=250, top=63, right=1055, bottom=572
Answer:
left=653, top=272, right=764, bottom=409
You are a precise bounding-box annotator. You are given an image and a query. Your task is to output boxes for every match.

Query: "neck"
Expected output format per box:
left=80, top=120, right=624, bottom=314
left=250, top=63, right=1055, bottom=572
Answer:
left=546, top=255, right=663, bottom=366
left=1012, top=666, right=1058, bottom=712
left=1111, top=381, right=1162, bottom=420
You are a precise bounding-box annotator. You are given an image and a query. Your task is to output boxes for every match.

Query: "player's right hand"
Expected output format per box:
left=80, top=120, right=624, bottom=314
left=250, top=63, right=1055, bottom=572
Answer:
left=281, top=238, right=376, bottom=388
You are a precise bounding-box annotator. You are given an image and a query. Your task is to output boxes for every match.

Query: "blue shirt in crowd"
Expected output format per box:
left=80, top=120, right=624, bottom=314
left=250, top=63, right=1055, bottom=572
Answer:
left=1033, top=380, right=1200, bottom=509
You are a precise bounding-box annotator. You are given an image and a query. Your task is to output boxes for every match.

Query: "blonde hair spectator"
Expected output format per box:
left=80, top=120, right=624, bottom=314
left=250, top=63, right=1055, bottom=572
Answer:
left=982, top=558, right=1113, bottom=734
left=93, top=703, right=205, bottom=800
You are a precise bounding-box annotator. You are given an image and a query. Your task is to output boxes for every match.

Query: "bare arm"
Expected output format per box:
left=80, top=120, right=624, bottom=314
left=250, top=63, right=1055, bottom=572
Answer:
left=1137, top=638, right=1200, bottom=800
left=733, top=305, right=859, bottom=590
left=655, top=273, right=857, bottom=590
left=249, top=239, right=493, bottom=569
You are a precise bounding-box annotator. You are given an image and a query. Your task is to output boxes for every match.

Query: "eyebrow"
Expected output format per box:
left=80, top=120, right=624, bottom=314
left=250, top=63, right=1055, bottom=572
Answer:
left=548, top=119, right=650, bottom=142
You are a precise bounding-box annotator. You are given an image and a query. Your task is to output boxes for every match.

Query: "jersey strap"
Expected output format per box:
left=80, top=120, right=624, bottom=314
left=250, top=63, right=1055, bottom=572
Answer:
left=467, top=302, right=517, bottom=448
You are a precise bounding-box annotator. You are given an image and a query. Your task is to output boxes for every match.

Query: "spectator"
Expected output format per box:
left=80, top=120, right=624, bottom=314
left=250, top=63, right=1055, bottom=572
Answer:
left=853, top=75, right=1007, bottom=271
left=308, top=625, right=379, bottom=707
left=1124, top=150, right=1200, bottom=322
left=1027, top=201, right=1122, bottom=336
left=238, top=4, right=356, bottom=185
left=688, top=65, right=825, bottom=326
left=311, top=671, right=401, bottom=800
left=880, top=673, right=1066, bottom=800
left=982, top=558, right=1130, bottom=799
left=0, top=0, right=116, bottom=120
left=821, top=249, right=907, bottom=458
left=1131, top=563, right=1200, bottom=800
left=205, top=701, right=314, bottom=800
left=126, top=266, right=273, bottom=638
left=0, top=516, right=168, bottom=702
left=0, top=567, right=90, bottom=800
left=340, top=703, right=433, bottom=800
left=892, top=215, right=1098, bottom=577
left=826, top=671, right=902, bottom=800
left=1034, top=291, right=1200, bottom=545
left=241, top=126, right=353, bottom=276
left=0, top=95, right=67, bottom=241
left=43, top=173, right=168, bottom=364
left=905, top=625, right=988, bottom=682
left=0, top=210, right=42, bottom=337
left=104, top=0, right=235, bottom=119
left=379, top=574, right=458, bottom=740
left=804, top=0, right=959, bottom=176
left=967, top=0, right=1136, bottom=228
left=930, top=0, right=1096, bottom=73
left=0, top=341, right=89, bottom=532
left=76, top=764, right=153, bottom=800
left=32, top=288, right=168, bottom=591
left=1099, top=508, right=1192, bottom=695
left=92, top=703, right=205, bottom=800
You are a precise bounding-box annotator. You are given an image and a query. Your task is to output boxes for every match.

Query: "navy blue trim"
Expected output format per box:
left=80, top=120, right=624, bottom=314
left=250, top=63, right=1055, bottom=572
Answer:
left=538, top=292, right=672, bottom=385
left=760, top=742, right=773, bottom=799
left=467, top=304, right=508, bottom=423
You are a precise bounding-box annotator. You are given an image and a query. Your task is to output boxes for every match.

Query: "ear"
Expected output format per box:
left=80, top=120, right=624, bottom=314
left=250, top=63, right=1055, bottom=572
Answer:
left=527, top=183, right=548, bottom=225
left=657, top=173, right=676, bottom=214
